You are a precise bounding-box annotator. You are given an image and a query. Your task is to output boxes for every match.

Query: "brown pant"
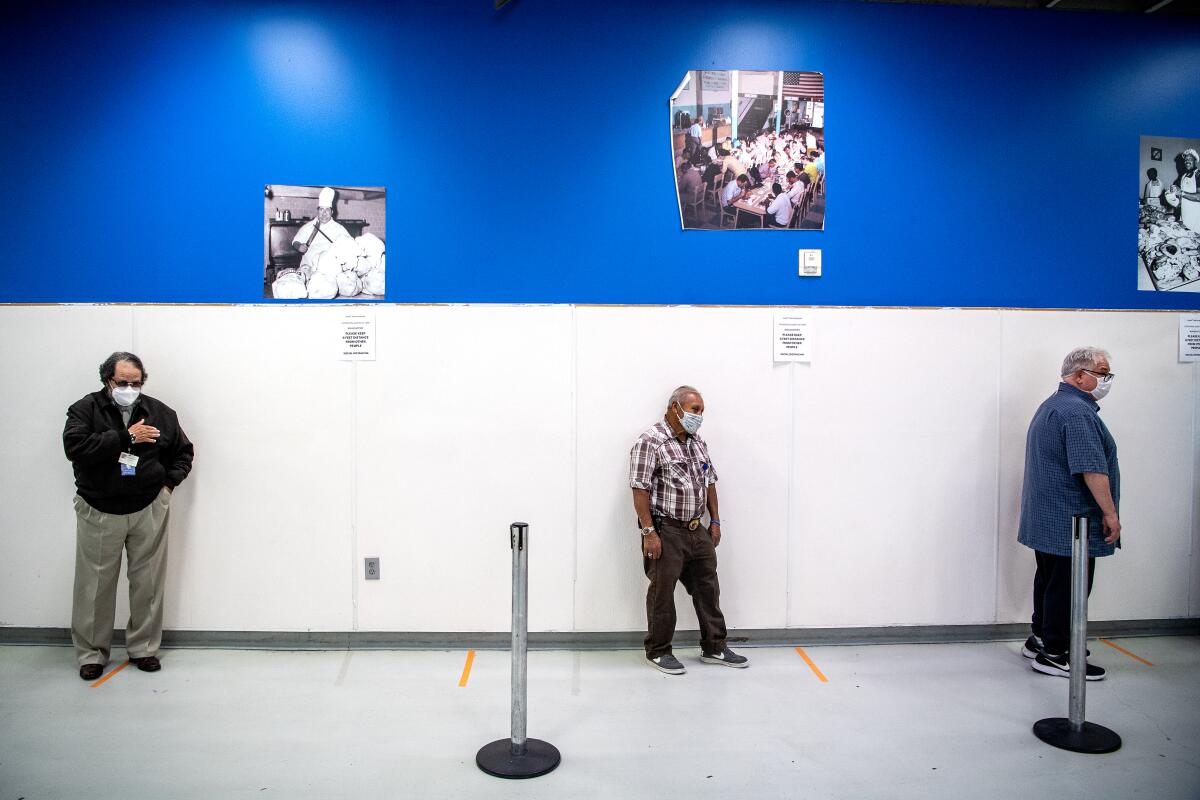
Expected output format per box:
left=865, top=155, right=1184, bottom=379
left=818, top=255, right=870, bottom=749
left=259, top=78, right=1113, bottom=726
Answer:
left=71, top=489, right=171, bottom=666
left=643, top=516, right=727, bottom=659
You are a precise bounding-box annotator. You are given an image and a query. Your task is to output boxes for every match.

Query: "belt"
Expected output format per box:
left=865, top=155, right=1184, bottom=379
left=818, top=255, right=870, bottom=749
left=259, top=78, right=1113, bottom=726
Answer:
left=654, top=515, right=703, bottom=531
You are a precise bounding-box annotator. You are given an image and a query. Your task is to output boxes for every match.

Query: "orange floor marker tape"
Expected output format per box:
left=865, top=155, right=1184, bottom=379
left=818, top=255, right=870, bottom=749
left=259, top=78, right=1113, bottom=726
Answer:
left=794, top=646, right=829, bottom=682
left=458, top=649, right=476, bottom=687
left=90, top=660, right=130, bottom=688
left=1098, top=638, right=1154, bottom=667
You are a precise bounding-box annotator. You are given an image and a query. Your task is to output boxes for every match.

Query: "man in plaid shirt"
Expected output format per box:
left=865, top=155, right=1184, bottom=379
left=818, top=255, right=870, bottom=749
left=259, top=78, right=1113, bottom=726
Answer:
left=629, top=385, right=748, bottom=675
left=1017, top=347, right=1121, bottom=682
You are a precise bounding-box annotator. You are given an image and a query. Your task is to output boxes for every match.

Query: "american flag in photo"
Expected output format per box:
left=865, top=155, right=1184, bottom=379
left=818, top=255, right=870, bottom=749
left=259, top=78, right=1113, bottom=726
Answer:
left=783, top=72, right=824, bottom=101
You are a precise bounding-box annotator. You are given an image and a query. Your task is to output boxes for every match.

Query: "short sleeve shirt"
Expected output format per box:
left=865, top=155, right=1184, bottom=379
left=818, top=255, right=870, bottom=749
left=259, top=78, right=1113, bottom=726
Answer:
left=722, top=155, right=748, bottom=179
left=1017, top=383, right=1121, bottom=557
left=721, top=180, right=742, bottom=207
left=629, top=421, right=718, bottom=523
left=767, top=192, right=793, bottom=225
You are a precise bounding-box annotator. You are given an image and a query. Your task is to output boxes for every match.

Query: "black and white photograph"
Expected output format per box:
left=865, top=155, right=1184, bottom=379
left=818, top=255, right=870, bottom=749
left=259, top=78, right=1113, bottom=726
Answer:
left=263, top=185, right=387, bottom=300
left=1138, top=136, right=1200, bottom=292
left=670, top=70, right=825, bottom=230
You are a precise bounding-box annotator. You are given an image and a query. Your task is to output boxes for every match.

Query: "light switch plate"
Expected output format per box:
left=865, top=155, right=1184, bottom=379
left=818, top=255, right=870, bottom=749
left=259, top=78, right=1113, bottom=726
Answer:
left=798, top=249, right=822, bottom=277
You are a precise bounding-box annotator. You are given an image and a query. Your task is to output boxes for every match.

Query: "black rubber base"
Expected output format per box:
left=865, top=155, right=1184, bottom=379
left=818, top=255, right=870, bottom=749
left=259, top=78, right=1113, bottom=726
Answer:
left=476, top=738, right=561, bottom=778
left=1033, top=718, right=1122, bottom=754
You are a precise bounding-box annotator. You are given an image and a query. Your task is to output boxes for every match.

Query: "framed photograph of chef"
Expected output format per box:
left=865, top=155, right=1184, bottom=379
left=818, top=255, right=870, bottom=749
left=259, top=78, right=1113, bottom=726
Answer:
left=263, top=184, right=387, bottom=300
left=1138, top=136, right=1200, bottom=292
left=670, top=70, right=825, bottom=231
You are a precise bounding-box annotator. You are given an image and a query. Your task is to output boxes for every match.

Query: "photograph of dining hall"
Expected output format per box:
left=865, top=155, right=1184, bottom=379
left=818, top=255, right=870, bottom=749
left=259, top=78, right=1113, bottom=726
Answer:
left=672, top=70, right=825, bottom=230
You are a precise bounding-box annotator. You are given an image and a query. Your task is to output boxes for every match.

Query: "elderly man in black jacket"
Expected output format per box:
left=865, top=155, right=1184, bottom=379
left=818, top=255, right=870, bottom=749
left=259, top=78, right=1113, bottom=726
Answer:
left=63, top=352, right=194, bottom=680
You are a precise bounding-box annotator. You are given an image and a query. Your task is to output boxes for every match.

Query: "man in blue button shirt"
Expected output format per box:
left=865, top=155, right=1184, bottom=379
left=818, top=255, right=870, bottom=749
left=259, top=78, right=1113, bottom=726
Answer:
left=1017, top=347, right=1121, bottom=681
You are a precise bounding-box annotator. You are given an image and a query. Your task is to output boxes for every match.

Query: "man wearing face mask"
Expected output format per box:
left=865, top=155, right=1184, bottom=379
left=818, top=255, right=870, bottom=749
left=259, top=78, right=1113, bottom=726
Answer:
left=628, top=385, right=747, bottom=675
left=63, top=352, right=194, bottom=681
left=1017, top=347, right=1120, bottom=682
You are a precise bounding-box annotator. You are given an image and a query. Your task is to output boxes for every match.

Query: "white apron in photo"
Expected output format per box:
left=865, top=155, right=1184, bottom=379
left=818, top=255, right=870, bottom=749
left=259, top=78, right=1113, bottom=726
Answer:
left=1181, top=172, right=1200, bottom=233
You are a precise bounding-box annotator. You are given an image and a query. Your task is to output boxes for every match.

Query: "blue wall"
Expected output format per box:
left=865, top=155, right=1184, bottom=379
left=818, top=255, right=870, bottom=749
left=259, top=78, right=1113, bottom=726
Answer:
left=2, top=0, right=1198, bottom=308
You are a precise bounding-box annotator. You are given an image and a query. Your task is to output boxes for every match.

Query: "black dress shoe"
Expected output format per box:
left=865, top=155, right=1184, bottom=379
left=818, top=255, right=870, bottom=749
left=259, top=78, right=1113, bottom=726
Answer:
left=130, top=655, right=161, bottom=672
left=79, top=664, right=103, bottom=681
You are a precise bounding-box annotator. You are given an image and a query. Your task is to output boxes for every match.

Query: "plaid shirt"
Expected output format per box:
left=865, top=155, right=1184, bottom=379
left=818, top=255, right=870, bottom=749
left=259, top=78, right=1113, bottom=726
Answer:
left=629, top=420, right=718, bottom=522
left=1018, top=383, right=1121, bottom=557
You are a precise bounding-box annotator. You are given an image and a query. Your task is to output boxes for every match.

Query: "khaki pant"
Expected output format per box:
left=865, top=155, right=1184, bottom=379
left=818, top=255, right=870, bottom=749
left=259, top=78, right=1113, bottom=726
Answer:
left=71, top=488, right=171, bottom=666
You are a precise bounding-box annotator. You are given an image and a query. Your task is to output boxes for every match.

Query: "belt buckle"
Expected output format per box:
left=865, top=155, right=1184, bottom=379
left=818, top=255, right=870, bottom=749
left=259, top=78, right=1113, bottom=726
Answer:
left=687, top=519, right=700, bottom=531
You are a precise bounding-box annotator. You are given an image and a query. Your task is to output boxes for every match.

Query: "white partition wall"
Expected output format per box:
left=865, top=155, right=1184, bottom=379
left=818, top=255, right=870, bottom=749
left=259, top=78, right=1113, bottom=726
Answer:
left=1, top=305, right=1196, bottom=635
left=788, top=309, right=1002, bottom=627
left=353, top=305, right=577, bottom=632
left=133, top=307, right=357, bottom=632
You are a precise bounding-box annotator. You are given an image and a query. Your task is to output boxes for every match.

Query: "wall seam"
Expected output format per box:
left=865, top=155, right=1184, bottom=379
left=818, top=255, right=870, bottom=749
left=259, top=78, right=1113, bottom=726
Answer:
left=785, top=337, right=796, bottom=628
left=350, top=361, right=360, bottom=632
left=993, top=310, right=1004, bottom=625
left=1190, top=357, right=1199, bottom=617
left=571, top=305, right=580, bottom=632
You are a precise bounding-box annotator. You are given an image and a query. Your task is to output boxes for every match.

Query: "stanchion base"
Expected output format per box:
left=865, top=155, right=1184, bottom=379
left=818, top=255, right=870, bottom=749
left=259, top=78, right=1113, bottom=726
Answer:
left=476, top=738, right=561, bottom=779
left=1033, top=718, right=1121, bottom=754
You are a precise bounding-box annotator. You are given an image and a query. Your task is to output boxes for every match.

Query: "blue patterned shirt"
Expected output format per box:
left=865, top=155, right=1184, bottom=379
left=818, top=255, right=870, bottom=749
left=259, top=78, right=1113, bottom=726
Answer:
left=1018, top=383, right=1120, bottom=557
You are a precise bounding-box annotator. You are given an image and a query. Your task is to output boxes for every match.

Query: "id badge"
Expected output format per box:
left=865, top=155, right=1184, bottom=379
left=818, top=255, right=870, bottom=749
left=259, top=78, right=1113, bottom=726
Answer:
left=118, top=451, right=139, bottom=477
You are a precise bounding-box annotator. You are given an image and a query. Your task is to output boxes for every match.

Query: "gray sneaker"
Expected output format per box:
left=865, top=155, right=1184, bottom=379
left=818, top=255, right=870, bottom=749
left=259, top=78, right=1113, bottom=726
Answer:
left=648, top=653, right=686, bottom=675
left=700, top=648, right=749, bottom=668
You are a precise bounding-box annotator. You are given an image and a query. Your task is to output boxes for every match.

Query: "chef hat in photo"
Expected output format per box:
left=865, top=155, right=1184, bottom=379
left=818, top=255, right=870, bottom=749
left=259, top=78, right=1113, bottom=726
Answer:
left=318, top=186, right=336, bottom=208
left=1182, top=149, right=1199, bottom=164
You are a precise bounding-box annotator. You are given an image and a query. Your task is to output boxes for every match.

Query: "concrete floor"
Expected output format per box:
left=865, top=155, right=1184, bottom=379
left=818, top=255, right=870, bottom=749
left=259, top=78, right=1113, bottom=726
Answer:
left=1, top=637, right=1197, bottom=799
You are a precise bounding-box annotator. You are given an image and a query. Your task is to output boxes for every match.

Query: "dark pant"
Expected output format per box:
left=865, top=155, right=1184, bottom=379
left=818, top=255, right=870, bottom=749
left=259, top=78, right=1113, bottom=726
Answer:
left=643, top=516, right=728, bottom=659
left=1031, top=549, right=1096, bottom=655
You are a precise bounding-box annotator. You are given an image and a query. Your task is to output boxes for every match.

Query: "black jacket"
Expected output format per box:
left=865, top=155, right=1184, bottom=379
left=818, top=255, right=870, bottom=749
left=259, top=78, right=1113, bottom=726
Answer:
left=63, top=389, right=194, bottom=514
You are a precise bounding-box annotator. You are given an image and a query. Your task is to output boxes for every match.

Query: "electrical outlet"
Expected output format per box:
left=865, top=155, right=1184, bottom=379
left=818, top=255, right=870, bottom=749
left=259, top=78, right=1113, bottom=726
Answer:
left=365, top=557, right=380, bottom=580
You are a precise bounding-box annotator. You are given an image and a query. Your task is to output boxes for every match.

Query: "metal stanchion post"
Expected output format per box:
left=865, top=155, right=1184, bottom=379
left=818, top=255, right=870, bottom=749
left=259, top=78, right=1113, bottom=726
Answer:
left=1032, top=515, right=1121, bottom=754
left=476, top=522, right=562, bottom=778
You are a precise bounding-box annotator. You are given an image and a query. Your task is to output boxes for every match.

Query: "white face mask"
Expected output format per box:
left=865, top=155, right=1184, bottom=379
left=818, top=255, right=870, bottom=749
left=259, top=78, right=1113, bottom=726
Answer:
left=111, top=385, right=140, bottom=407
left=675, top=403, right=703, bottom=435
left=1088, top=375, right=1113, bottom=401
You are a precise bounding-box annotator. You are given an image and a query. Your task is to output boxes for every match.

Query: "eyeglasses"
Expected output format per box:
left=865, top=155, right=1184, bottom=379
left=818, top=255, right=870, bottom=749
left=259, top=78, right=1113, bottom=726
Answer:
left=112, top=380, right=144, bottom=389
left=1082, top=369, right=1115, bottom=384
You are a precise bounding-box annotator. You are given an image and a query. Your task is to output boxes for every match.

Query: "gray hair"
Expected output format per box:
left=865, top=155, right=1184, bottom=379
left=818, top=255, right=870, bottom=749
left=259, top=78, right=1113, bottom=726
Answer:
left=99, top=351, right=147, bottom=384
left=668, top=385, right=701, bottom=408
left=1060, top=346, right=1110, bottom=378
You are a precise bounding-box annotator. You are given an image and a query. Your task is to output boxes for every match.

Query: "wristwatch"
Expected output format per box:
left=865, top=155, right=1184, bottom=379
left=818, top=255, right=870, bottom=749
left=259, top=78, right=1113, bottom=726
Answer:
left=640, top=526, right=655, bottom=537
